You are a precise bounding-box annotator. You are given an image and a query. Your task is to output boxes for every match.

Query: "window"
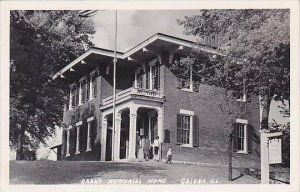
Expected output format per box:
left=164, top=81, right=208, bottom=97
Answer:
left=80, top=79, right=87, bottom=104
left=176, top=109, right=198, bottom=147
left=66, top=126, right=71, bottom=157
left=135, top=69, right=143, bottom=88
left=86, top=117, right=94, bottom=151
left=75, top=121, right=82, bottom=154
left=90, top=74, right=97, bottom=99
left=233, top=119, right=248, bottom=153
left=233, top=89, right=247, bottom=102
left=233, top=80, right=247, bottom=102
left=70, top=85, right=79, bottom=109
left=149, top=115, right=157, bottom=143
left=175, top=56, right=199, bottom=92
left=134, top=59, right=160, bottom=90
left=145, top=66, right=150, bottom=89
left=150, top=63, right=159, bottom=90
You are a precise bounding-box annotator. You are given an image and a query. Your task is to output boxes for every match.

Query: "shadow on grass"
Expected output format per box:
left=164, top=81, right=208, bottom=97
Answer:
left=10, top=161, right=168, bottom=184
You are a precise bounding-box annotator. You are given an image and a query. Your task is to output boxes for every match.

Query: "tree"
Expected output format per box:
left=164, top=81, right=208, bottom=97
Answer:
left=178, top=9, right=290, bottom=130
left=170, top=54, right=248, bottom=181
left=10, top=10, right=95, bottom=160
left=175, top=9, right=290, bottom=181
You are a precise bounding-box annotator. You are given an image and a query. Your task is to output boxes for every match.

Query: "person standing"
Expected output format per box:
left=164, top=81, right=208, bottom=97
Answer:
left=143, top=136, right=151, bottom=161
left=136, top=131, right=140, bottom=158
left=166, top=147, right=172, bottom=164
left=153, top=136, right=160, bottom=162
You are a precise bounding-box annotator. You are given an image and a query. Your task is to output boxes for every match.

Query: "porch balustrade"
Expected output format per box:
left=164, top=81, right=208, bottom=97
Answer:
left=102, top=87, right=162, bottom=106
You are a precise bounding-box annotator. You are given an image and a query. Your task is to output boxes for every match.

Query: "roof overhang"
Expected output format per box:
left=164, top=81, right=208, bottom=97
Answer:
left=53, top=33, right=223, bottom=80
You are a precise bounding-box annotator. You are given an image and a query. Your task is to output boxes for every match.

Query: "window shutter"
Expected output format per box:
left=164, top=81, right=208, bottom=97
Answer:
left=176, top=78, right=182, bottom=89
left=156, top=62, right=160, bottom=90
left=247, top=124, right=252, bottom=154
left=75, top=88, right=79, bottom=106
left=176, top=114, right=183, bottom=144
left=64, top=130, right=68, bottom=156
left=70, top=128, right=76, bottom=155
left=193, top=116, right=199, bottom=147
left=193, top=82, right=199, bottom=92
left=232, top=126, right=238, bottom=152
left=86, top=81, right=90, bottom=101
left=80, top=124, right=87, bottom=152
left=90, top=120, right=97, bottom=150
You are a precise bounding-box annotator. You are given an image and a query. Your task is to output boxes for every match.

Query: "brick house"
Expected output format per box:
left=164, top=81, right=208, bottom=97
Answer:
left=53, top=33, right=260, bottom=167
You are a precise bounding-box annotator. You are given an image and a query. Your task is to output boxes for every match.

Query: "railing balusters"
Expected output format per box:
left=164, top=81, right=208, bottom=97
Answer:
left=102, top=87, right=162, bottom=105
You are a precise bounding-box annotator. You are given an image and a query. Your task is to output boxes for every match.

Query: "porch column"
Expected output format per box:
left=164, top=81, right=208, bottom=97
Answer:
left=158, top=108, right=164, bottom=143
left=100, top=118, right=108, bottom=161
left=128, top=107, right=138, bottom=161
left=113, top=114, right=122, bottom=161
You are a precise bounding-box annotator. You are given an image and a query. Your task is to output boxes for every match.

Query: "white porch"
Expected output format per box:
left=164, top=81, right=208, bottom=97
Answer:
left=100, top=98, right=164, bottom=162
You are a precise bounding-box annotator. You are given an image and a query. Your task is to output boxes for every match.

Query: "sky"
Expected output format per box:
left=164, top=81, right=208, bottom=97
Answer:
left=91, top=10, right=199, bottom=51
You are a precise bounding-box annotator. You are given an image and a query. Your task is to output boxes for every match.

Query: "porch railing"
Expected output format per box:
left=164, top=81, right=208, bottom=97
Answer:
left=102, top=87, right=162, bottom=106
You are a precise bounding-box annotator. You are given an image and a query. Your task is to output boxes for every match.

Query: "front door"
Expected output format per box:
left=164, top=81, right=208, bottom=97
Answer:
left=120, top=128, right=129, bottom=159
left=105, top=128, right=112, bottom=161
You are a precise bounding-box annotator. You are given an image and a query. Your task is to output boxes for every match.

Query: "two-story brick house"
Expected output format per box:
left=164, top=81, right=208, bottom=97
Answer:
left=53, top=33, right=261, bottom=167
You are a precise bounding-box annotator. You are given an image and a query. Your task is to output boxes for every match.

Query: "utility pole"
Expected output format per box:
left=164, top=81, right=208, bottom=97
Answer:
left=112, top=10, right=118, bottom=162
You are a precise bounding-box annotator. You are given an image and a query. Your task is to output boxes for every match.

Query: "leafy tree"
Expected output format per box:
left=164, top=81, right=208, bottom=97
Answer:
left=171, top=54, right=248, bottom=181
left=178, top=9, right=290, bottom=130
left=10, top=10, right=95, bottom=160
left=175, top=9, right=289, bottom=181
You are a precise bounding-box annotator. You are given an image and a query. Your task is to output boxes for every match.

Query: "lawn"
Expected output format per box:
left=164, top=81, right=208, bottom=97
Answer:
left=9, top=160, right=260, bottom=184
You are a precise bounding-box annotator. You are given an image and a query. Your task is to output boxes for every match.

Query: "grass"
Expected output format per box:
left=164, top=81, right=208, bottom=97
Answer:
left=10, top=160, right=260, bottom=184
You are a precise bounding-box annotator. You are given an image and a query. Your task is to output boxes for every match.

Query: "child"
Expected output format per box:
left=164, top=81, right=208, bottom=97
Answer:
left=166, top=147, right=172, bottom=164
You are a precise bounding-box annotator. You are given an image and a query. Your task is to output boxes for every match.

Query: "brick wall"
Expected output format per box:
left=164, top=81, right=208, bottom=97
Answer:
left=61, top=63, right=135, bottom=161
left=161, top=52, right=261, bottom=168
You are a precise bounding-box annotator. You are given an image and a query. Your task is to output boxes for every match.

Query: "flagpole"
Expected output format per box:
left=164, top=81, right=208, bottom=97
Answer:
left=112, top=10, right=117, bottom=162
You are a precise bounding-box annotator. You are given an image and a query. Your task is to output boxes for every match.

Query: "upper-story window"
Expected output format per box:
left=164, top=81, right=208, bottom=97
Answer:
left=233, top=80, right=247, bottom=102
left=150, top=61, right=159, bottom=90
left=70, top=84, right=79, bottom=109
left=134, top=59, right=160, bottom=90
left=68, top=71, right=96, bottom=110
left=90, top=74, right=97, bottom=99
left=176, top=71, right=199, bottom=93
left=80, top=78, right=88, bottom=105
left=136, top=69, right=143, bottom=88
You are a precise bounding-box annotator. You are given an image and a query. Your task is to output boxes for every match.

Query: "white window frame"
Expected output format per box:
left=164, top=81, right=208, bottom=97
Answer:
left=236, top=92, right=247, bottom=102
left=236, top=80, right=247, bottom=102
left=78, top=76, right=88, bottom=106
left=75, top=121, right=82, bottom=154
left=69, top=83, right=77, bottom=110
left=149, top=59, right=158, bottom=90
left=180, top=58, right=194, bottom=93
left=134, top=59, right=159, bottom=90
left=89, top=70, right=97, bottom=101
left=78, top=77, right=84, bottom=106
left=66, top=125, right=72, bottom=157
left=179, top=109, right=194, bottom=148
left=235, top=119, right=248, bottom=154
left=86, top=117, right=94, bottom=152
left=134, top=67, right=143, bottom=88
